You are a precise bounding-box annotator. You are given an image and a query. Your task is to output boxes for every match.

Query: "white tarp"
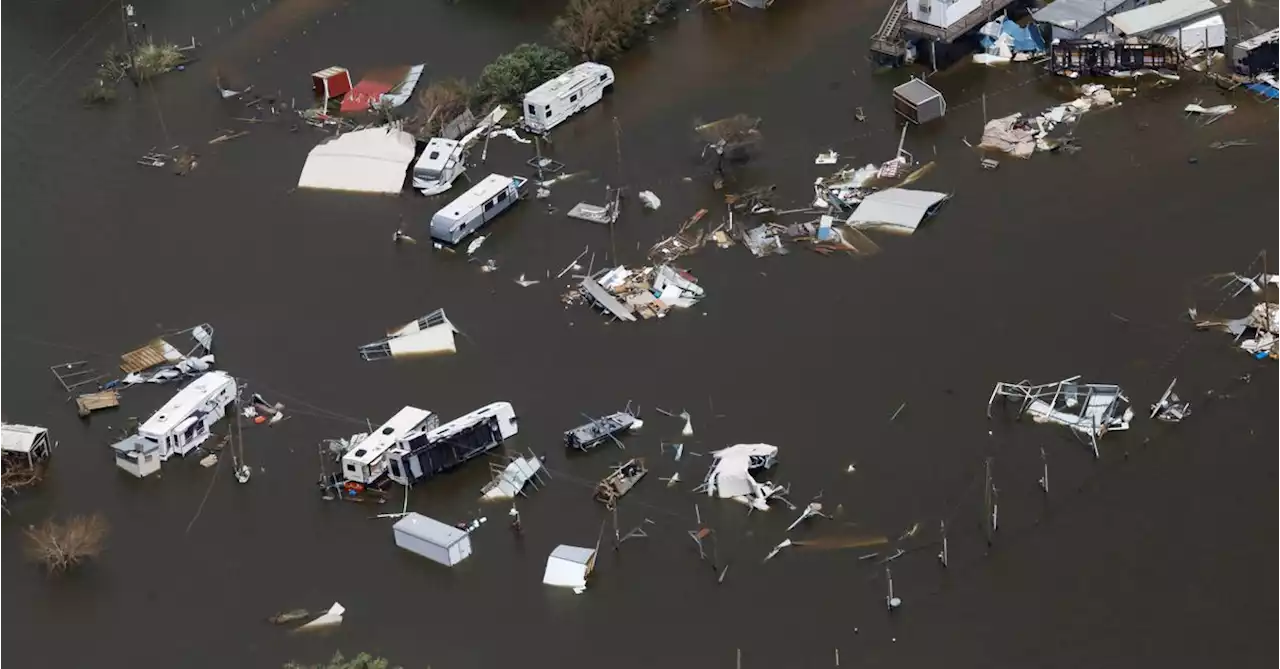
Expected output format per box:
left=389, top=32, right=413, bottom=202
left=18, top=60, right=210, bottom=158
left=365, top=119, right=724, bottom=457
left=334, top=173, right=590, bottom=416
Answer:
left=297, top=127, right=416, bottom=194
left=846, top=188, right=949, bottom=234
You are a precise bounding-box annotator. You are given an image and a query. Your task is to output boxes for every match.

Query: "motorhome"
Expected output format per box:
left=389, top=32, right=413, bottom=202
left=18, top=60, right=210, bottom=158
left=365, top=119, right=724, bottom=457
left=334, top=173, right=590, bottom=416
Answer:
left=109, top=371, right=237, bottom=478
left=429, top=173, right=527, bottom=244
left=387, top=402, right=519, bottom=486
left=412, top=137, right=466, bottom=196
left=341, top=406, right=438, bottom=484
left=521, top=62, right=614, bottom=134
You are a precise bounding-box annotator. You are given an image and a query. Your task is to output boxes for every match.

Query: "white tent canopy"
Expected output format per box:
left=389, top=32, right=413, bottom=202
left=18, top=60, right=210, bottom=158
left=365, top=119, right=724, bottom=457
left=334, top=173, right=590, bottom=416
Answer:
left=297, top=127, right=416, bottom=195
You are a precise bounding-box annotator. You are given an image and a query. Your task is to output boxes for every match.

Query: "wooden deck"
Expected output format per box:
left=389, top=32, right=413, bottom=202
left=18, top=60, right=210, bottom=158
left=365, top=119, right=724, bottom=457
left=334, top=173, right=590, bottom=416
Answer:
left=120, top=340, right=169, bottom=373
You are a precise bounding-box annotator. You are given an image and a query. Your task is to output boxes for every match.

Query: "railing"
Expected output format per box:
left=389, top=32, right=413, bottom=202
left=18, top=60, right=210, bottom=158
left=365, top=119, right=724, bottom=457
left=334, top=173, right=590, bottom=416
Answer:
left=870, top=0, right=909, bottom=57
left=901, top=0, right=1017, bottom=43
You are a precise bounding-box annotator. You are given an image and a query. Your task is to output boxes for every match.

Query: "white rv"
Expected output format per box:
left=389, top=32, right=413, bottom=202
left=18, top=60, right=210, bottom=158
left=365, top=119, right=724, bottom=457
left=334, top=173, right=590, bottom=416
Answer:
left=341, top=406, right=438, bottom=484
left=109, top=371, right=237, bottom=478
left=387, top=401, right=519, bottom=486
left=521, top=62, right=615, bottom=134
left=429, top=173, right=527, bottom=244
left=412, top=137, right=466, bottom=196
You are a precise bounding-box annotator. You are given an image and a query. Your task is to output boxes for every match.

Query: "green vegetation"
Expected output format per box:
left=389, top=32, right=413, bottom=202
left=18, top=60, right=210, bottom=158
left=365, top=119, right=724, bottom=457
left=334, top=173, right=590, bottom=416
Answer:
left=473, top=43, right=572, bottom=106
left=132, top=40, right=185, bottom=80
left=553, top=0, right=652, bottom=61
left=81, top=41, right=185, bottom=106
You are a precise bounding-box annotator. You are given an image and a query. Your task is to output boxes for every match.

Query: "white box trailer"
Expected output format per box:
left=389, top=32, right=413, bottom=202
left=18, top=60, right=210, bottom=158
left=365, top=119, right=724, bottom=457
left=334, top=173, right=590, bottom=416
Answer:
left=521, top=62, right=615, bottom=134
left=429, top=173, right=527, bottom=244
left=393, top=512, right=473, bottom=567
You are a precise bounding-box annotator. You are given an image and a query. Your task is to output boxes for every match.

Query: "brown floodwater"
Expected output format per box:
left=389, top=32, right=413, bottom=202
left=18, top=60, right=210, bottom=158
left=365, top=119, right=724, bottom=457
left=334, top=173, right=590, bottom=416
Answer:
left=3, top=1, right=1276, bottom=667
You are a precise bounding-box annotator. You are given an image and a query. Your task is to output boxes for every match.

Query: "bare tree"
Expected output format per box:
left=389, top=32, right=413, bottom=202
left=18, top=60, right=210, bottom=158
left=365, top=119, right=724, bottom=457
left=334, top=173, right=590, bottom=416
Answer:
left=408, top=78, right=471, bottom=138
left=2, top=463, right=43, bottom=513
left=553, top=0, right=651, bottom=61
left=23, top=513, right=110, bottom=572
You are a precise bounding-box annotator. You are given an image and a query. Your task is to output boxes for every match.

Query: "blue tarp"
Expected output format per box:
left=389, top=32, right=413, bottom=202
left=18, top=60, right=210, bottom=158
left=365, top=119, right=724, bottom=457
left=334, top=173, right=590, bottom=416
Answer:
left=1245, top=82, right=1279, bottom=100
left=980, top=19, right=1047, bottom=54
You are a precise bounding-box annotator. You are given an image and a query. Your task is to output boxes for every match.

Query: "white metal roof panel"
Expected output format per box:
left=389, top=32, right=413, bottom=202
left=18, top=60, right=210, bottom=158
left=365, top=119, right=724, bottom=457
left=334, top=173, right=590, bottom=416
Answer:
left=1236, top=27, right=1280, bottom=50
left=1107, top=0, right=1220, bottom=35
left=393, top=512, right=468, bottom=547
left=846, top=188, right=950, bottom=233
left=1033, top=0, right=1114, bottom=29
left=297, top=127, right=416, bottom=195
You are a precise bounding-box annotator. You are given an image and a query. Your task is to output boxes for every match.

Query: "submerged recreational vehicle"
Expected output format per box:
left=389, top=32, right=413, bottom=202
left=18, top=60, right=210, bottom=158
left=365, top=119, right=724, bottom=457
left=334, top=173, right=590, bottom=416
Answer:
left=429, top=173, right=527, bottom=244
left=521, top=62, right=614, bottom=134
left=109, top=371, right=237, bottom=478
left=341, top=406, right=438, bottom=485
left=387, top=401, right=519, bottom=486
left=412, top=137, right=466, bottom=196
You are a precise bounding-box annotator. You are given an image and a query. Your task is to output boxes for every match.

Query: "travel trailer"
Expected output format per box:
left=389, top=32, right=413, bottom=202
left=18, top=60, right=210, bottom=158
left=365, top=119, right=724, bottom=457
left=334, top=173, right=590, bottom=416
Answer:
left=521, top=62, right=615, bottom=134
left=429, top=173, right=527, bottom=244
left=109, top=371, right=237, bottom=478
left=387, top=402, right=519, bottom=486
left=341, top=406, right=438, bottom=484
left=412, top=137, right=466, bottom=196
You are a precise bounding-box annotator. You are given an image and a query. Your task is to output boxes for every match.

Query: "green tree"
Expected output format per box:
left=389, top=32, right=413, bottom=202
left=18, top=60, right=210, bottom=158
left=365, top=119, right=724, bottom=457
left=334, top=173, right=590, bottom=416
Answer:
left=283, top=651, right=400, bottom=669
left=472, top=43, right=571, bottom=106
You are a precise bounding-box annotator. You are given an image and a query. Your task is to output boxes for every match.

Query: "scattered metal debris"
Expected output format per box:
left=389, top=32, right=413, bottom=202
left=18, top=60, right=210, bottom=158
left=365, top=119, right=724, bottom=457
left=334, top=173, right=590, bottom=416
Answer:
left=695, top=443, right=791, bottom=512
left=358, top=309, right=459, bottom=360
left=1150, top=378, right=1191, bottom=423
left=480, top=450, right=548, bottom=501
left=988, top=376, right=1134, bottom=457
left=514, top=274, right=540, bottom=287
left=575, top=264, right=706, bottom=323
left=785, top=502, right=831, bottom=532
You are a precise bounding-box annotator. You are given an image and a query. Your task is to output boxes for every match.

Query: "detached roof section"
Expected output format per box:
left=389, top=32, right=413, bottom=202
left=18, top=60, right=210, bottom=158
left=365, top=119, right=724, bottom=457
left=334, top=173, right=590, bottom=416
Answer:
left=297, top=127, right=416, bottom=195
left=1033, top=0, right=1115, bottom=29
left=846, top=188, right=950, bottom=234
left=1108, top=0, right=1224, bottom=35
left=1, top=424, right=48, bottom=454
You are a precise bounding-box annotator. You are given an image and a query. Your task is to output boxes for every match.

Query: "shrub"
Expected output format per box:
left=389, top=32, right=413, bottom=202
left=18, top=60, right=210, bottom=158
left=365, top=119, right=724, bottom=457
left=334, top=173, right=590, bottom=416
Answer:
left=472, top=43, right=571, bottom=106
left=409, top=78, right=472, bottom=138
left=23, top=513, right=109, bottom=572
left=133, top=41, right=185, bottom=80
left=283, top=651, right=401, bottom=669
left=553, top=0, right=652, bottom=61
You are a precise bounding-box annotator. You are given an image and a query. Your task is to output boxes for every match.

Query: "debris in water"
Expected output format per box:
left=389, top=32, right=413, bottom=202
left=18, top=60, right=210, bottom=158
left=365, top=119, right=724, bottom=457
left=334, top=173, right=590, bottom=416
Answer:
left=466, top=235, right=486, bottom=256
left=295, top=602, right=345, bottom=632
left=988, top=376, right=1134, bottom=458
left=897, top=522, right=921, bottom=542
left=786, top=502, right=832, bottom=532
left=680, top=410, right=694, bottom=437
left=763, top=538, right=792, bottom=563
left=1150, top=378, right=1191, bottom=423
left=639, top=190, right=662, bottom=210
left=814, top=150, right=839, bottom=165
left=660, top=472, right=681, bottom=487
left=515, top=274, right=540, bottom=287
left=268, top=609, right=312, bottom=625
left=358, top=309, right=460, bottom=360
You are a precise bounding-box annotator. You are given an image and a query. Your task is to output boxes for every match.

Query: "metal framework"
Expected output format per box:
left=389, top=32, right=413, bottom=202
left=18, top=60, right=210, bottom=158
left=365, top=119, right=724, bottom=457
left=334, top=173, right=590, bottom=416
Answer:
left=987, top=375, right=1133, bottom=458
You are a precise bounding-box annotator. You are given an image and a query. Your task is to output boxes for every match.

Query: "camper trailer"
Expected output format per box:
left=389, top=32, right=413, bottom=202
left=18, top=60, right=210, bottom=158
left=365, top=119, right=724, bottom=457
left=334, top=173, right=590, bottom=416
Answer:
left=387, top=402, right=519, bottom=486
left=429, top=173, right=527, bottom=244
left=412, top=137, right=466, bottom=196
left=341, top=406, right=438, bottom=484
left=109, top=371, right=237, bottom=478
left=521, top=62, right=615, bottom=134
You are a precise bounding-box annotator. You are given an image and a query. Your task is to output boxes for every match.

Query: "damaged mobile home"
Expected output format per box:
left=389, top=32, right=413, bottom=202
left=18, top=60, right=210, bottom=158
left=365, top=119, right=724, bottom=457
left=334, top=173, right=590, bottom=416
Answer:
left=695, top=443, right=789, bottom=512
left=987, top=376, right=1134, bottom=457
left=110, top=371, right=238, bottom=478
left=340, top=406, right=438, bottom=485
left=577, top=265, right=705, bottom=323
left=359, top=309, right=460, bottom=360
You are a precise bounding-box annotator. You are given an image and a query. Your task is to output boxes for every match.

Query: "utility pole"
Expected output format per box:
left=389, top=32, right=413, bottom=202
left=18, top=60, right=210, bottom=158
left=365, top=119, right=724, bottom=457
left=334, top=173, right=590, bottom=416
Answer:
left=1039, top=447, right=1049, bottom=494
left=938, top=520, right=949, bottom=567
left=983, top=457, right=997, bottom=544
left=120, top=2, right=139, bottom=87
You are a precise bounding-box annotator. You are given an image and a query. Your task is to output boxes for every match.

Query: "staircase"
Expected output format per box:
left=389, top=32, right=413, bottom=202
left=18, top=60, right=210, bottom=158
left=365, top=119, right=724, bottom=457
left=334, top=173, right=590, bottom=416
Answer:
left=870, top=0, right=910, bottom=60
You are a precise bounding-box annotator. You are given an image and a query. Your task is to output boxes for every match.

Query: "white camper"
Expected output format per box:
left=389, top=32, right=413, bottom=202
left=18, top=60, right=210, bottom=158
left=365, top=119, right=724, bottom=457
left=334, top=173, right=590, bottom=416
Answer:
left=387, top=401, right=519, bottom=486
left=429, top=174, right=527, bottom=244
left=341, top=406, right=438, bottom=484
left=521, top=62, right=615, bottom=134
left=109, top=371, right=237, bottom=478
left=412, top=137, right=466, bottom=196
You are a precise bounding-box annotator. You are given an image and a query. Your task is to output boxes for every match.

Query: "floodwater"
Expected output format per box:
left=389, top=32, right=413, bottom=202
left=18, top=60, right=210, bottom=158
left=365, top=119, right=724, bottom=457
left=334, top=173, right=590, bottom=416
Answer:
left=2, top=1, right=1276, bottom=667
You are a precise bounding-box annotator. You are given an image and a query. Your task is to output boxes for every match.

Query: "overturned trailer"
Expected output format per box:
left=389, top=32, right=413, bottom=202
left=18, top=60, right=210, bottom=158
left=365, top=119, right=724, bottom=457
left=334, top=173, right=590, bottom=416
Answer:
left=387, top=402, right=519, bottom=486
left=1048, top=38, right=1180, bottom=77
left=987, top=376, right=1134, bottom=458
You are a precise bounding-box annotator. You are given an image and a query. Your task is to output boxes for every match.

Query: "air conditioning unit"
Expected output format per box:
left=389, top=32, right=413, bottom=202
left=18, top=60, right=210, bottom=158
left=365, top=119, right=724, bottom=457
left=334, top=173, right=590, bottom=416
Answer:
left=918, top=1, right=932, bottom=13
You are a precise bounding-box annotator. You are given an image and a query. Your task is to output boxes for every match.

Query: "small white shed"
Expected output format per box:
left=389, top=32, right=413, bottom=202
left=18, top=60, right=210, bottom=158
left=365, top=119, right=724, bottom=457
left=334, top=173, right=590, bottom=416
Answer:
left=1, top=423, right=53, bottom=468
left=893, top=78, right=946, bottom=125
left=393, top=512, right=473, bottom=567
left=542, top=544, right=597, bottom=591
